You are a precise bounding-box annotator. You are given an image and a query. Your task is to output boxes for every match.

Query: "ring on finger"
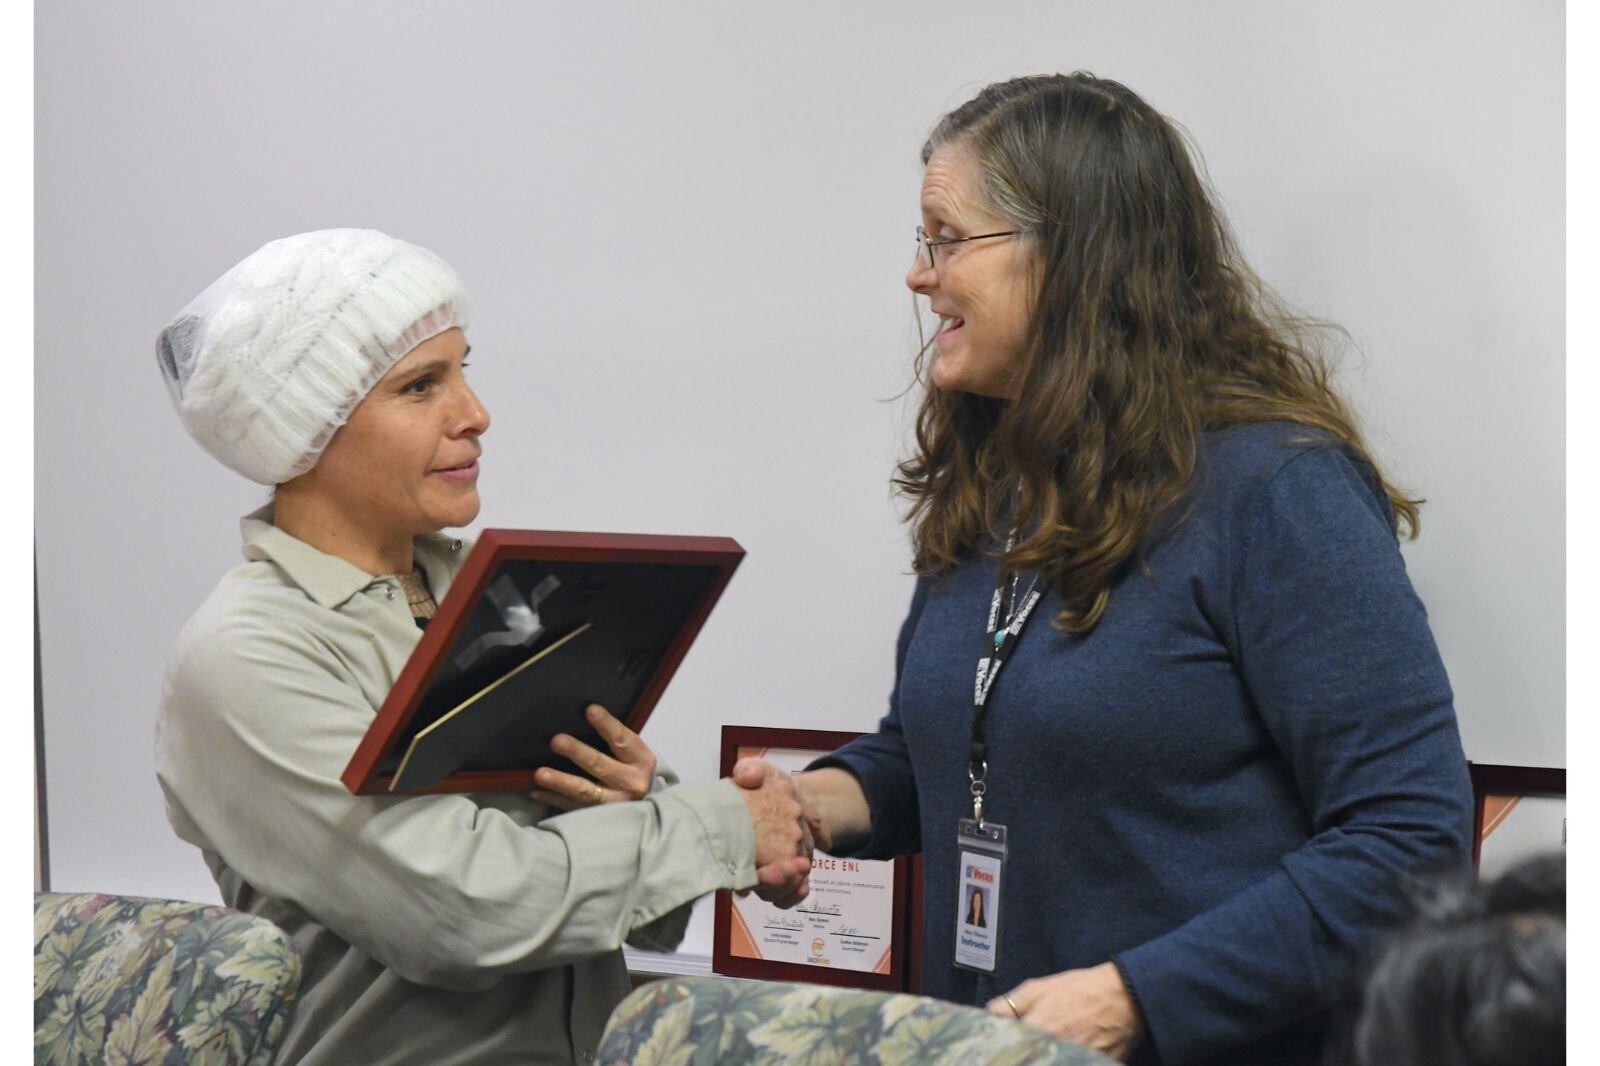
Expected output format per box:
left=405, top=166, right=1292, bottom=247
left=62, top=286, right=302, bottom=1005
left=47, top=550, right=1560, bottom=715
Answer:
left=591, top=782, right=605, bottom=805
left=1003, top=993, right=1021, bottom=1019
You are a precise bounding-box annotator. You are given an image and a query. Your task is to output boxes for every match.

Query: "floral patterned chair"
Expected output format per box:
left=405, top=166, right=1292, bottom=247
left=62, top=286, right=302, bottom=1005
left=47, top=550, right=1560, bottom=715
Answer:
left=599, top=975, right=1117, bottom=1066
left=34, top=892, right=301, bottom=1066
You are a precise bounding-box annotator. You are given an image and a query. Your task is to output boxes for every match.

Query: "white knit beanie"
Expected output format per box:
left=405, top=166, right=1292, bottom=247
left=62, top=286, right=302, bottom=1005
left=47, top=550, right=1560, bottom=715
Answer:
left=156, top=228, right=470, bottom=485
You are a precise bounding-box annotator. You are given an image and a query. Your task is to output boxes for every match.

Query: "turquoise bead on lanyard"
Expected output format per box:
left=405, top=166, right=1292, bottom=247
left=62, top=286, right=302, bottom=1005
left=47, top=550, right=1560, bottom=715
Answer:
left=969, top=536, right=1043, bottom=826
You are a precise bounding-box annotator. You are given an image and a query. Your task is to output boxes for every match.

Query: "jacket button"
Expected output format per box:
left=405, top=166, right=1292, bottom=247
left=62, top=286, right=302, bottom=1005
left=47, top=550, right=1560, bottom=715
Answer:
left=451, top=539, right=463, bottom=552
left=385, top=586, right=395, bottom=601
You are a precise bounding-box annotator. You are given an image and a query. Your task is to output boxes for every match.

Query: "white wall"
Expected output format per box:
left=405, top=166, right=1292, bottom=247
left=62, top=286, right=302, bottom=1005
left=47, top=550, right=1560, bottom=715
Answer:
left=36, top=1, right=1563, bottom=961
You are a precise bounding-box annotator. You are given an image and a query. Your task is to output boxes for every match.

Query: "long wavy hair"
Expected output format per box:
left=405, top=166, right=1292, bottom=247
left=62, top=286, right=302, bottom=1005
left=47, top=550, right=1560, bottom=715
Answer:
left=896, top=72, right=1420, bottom=634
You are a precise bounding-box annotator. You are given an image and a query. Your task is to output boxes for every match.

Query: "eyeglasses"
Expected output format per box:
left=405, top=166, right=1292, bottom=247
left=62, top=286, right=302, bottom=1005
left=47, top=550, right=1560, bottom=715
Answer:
left=914, top=224, right=1021, bottom=271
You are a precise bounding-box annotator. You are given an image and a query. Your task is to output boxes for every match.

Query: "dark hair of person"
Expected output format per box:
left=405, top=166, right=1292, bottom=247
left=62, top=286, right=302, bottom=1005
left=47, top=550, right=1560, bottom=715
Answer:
left=894, top=72, right=1421, bottom=633
left=1340, top=852, right=1565, bottom=1066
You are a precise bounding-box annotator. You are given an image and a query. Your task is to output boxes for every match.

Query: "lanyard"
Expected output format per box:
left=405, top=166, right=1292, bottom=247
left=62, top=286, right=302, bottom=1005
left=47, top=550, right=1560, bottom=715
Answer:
left=968, top=543, right=1043, bottom=825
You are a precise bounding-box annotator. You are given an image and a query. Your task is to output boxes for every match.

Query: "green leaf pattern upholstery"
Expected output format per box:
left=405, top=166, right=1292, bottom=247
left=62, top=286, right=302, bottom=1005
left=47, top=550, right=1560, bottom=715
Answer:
left=599, top=976, right=1117, bottom=1066
left=34, top=893, right=300, bottom=1066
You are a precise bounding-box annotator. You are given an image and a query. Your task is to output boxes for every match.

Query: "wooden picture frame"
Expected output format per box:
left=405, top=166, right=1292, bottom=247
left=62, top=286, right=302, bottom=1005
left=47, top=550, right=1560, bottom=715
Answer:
left=1468, top=762, right=1565, bottom=874
left=342, top=529, right=743, bottom=796
left=712, top=726, right=913, bottom=992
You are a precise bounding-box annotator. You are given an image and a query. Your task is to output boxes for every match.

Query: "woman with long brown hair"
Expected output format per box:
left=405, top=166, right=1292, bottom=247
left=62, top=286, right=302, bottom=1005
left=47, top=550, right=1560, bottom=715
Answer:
left=741, top=73, right=1473, bottom=1065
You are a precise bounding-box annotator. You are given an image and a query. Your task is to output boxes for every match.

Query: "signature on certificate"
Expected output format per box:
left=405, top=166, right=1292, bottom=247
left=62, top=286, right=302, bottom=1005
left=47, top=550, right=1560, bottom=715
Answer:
left=797, top=902, right=843, bottom=916
left=829, top=925, right=881, bottom=940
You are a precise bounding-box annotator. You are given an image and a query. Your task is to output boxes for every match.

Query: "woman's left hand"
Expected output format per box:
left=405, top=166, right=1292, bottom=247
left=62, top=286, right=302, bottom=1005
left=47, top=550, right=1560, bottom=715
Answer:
left=529, top=703, right=658, bottom=809
left=987, top=962, right=1142, bottom=1061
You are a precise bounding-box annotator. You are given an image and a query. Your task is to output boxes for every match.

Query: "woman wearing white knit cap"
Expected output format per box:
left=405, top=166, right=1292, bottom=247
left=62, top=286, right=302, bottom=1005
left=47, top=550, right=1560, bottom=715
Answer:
left=154, top=228, right=813, bottom=1065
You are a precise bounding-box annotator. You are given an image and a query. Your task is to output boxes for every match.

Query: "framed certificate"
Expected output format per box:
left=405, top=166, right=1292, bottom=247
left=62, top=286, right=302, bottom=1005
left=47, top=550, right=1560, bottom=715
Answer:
left=1469, top=762, right=1565, bottom=878
left=342, top=530, right=743, bottom=796
left=712, top=726, right=912, bottom=992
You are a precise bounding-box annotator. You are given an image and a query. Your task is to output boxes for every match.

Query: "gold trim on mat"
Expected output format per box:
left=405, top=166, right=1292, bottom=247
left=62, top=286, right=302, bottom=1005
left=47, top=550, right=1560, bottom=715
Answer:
left=390, top=623, right=593, bottom=790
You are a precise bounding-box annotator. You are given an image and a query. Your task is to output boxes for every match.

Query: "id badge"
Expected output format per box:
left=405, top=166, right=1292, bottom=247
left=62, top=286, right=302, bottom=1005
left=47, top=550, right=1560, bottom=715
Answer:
left=953, top=818, right=1007, bottom=973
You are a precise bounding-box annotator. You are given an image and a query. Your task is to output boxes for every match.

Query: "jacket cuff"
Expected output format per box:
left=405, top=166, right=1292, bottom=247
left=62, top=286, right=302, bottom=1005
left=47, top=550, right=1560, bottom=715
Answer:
left=658, top=779, right=758, bottom=891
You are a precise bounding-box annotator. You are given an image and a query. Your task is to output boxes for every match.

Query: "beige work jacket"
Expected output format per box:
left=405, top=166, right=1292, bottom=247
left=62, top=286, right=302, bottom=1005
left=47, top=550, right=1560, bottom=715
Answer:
left=156, top=508, right=757, bottom=1064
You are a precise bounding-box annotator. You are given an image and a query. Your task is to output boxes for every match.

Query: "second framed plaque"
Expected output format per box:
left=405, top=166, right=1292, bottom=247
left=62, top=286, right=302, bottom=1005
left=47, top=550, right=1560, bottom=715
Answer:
left=712, top=726, right=912, bottom=992
left=1468, top=762, right=1565, bottom=877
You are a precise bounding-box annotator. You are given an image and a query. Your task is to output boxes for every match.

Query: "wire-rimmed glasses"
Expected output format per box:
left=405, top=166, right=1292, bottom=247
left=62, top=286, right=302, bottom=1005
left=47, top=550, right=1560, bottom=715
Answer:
left=914, top=224, right=1021, bottom=271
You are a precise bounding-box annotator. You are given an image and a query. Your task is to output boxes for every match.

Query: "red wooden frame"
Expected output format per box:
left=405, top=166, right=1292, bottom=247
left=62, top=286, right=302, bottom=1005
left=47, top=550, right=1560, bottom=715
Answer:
left=342, top=529, right=743, bottom=796
left=712, top=725, right=913, bottom=992
left=1467, top=761, right=1565, bottom=871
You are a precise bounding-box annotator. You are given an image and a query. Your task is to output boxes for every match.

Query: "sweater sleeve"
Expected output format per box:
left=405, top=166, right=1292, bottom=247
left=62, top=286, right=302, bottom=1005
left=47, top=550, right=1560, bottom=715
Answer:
left=156, top=619, right=758, bottom=993
left=1112, top=446, right=1474, bottom=1064
left=806, top=577, right=930, bottom=859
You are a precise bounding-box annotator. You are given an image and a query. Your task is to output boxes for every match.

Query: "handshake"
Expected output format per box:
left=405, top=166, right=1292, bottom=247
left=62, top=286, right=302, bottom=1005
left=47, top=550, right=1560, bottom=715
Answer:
left=533, top=704, right=861, bottom=907
left=729, top=758, right=831, bottom=909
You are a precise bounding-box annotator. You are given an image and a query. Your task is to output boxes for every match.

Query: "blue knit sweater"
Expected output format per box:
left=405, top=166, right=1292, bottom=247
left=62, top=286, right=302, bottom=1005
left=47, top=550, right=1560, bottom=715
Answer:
left=813, top=422, right=1473, bottom=1066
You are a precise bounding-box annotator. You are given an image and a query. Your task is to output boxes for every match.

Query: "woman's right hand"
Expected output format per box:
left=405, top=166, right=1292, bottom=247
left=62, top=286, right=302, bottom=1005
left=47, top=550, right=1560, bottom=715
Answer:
left=741, top=763, right=874, bottom=858
left=730, top=760, right=876, bottom=907
left=731, top=757, right=816, bottom=907
left=732, top=759, right=833, bottom=853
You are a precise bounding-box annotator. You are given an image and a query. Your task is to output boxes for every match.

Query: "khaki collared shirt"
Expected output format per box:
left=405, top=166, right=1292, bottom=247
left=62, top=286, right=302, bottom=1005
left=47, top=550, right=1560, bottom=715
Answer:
left=156, top=509, right=758, bottom=1065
